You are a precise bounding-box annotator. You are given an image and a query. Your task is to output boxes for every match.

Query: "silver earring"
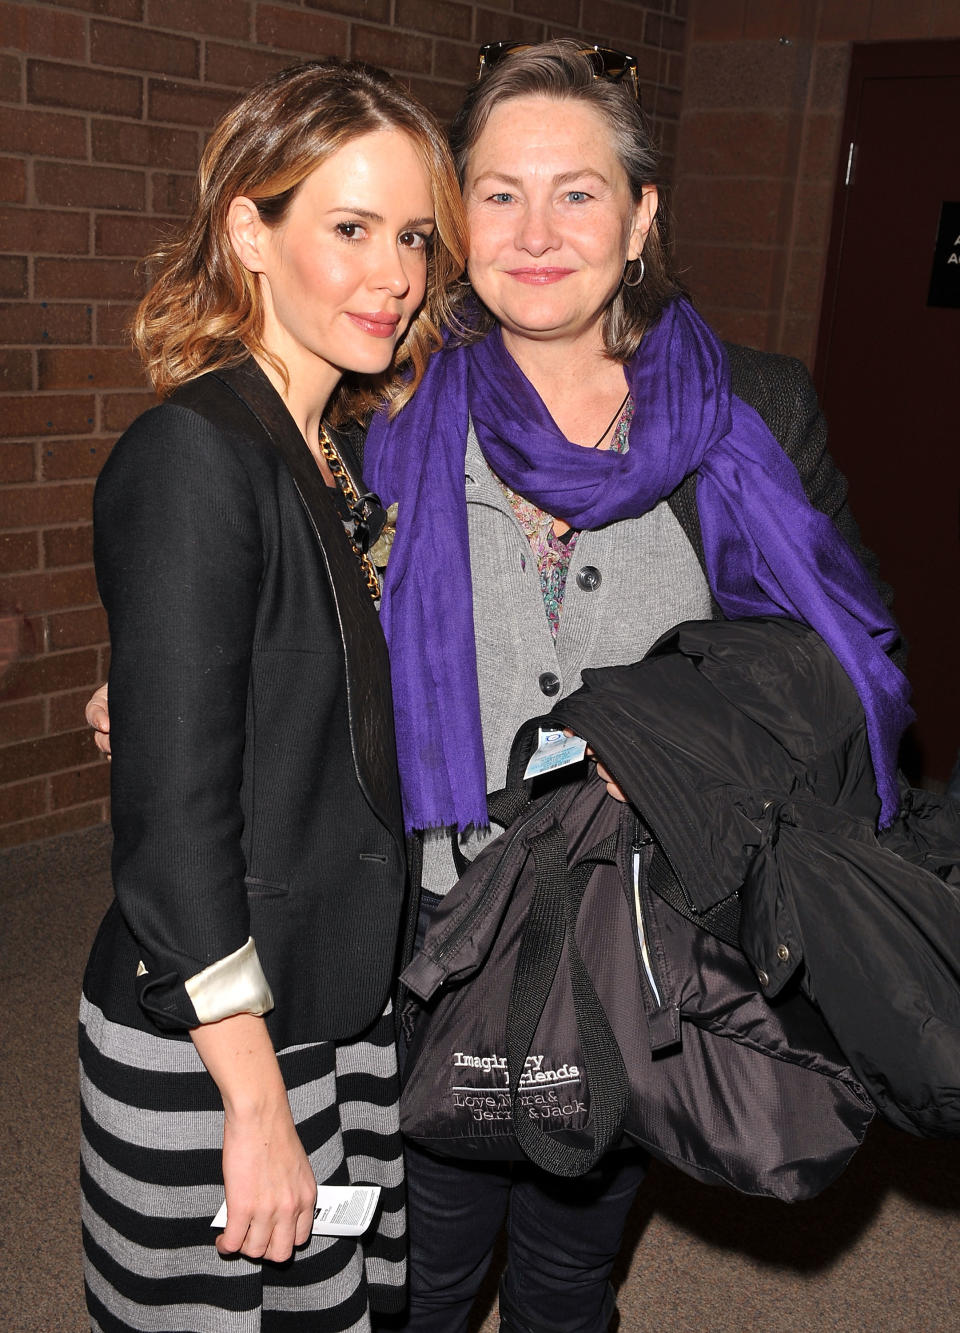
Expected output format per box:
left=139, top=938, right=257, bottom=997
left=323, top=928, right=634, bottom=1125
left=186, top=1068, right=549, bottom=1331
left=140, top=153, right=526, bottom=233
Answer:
left=623, top=255, right=645, bottom=288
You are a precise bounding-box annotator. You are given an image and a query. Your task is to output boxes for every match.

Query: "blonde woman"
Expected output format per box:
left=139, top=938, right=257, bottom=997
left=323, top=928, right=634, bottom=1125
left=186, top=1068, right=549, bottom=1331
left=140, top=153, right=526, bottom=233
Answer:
left=79, top=60, right=465, bottom=1333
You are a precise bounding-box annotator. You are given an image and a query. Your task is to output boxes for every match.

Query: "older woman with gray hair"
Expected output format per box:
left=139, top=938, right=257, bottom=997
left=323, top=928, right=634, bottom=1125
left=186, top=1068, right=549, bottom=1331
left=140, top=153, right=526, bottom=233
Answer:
left=364, top=39, right=909, bottom=1333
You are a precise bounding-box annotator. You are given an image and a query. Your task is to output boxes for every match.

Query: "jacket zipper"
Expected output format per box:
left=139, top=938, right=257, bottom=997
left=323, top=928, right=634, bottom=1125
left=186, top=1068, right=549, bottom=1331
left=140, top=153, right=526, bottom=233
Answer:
left=631, top=832, right=663, bottom=1007
left=430, top=786, right=567, bottom=970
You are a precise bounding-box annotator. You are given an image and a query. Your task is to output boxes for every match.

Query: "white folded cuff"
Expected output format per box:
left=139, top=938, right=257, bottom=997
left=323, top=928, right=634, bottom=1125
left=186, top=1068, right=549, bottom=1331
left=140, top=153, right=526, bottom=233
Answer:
left=183, top=937, right=275, bottom=1025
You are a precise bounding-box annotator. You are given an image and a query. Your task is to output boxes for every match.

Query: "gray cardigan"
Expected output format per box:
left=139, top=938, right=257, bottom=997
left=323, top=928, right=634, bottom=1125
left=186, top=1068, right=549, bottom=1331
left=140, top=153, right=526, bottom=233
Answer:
left=413, top=344, right=899, bottom=895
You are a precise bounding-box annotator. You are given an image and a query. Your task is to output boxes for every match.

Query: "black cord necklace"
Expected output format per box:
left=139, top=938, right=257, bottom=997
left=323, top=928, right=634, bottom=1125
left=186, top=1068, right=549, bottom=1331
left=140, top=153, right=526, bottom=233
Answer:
left=590, top=388, right=631, bottom=448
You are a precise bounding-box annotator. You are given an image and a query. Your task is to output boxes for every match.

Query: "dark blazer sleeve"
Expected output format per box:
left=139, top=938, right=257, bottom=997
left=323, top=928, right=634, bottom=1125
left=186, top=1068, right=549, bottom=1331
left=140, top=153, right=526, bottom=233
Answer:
left=94, top=403, right=263, bottom=1031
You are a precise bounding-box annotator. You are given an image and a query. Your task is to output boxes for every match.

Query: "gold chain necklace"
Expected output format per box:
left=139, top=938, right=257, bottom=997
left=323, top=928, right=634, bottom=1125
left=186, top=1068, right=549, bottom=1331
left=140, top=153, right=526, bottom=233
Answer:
left=317, top=422, right=382, bottom=602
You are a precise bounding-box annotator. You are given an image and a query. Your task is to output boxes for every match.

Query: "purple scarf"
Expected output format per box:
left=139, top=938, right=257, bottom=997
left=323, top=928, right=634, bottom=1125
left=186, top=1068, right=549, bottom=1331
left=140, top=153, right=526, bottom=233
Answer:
left=365, top=298, right=911, bottom=832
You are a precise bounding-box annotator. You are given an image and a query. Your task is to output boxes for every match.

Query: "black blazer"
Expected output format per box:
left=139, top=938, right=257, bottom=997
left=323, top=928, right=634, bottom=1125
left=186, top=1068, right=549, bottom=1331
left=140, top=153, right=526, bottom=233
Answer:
left=85, top=360, right=406, bottom=1049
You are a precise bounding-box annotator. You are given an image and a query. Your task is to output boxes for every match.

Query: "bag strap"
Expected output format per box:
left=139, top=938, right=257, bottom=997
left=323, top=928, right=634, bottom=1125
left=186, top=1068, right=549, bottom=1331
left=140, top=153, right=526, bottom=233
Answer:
left=506, top=819, right=629, bottom=1177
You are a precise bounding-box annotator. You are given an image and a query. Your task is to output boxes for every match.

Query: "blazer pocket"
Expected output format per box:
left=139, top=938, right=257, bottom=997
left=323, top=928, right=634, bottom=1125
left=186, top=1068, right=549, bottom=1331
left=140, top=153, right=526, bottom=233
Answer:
left=244, top=876, right=289, bottom=898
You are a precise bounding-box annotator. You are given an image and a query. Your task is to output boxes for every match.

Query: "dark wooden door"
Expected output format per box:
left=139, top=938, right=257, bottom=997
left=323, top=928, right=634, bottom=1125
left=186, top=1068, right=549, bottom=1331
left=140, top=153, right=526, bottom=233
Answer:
left=816, top=40, right=960, bottom=784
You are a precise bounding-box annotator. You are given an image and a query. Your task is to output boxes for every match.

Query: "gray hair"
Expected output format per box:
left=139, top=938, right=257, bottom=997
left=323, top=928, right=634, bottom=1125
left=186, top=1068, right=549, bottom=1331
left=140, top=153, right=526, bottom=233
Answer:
left=449, top=39, right=682, bottom=358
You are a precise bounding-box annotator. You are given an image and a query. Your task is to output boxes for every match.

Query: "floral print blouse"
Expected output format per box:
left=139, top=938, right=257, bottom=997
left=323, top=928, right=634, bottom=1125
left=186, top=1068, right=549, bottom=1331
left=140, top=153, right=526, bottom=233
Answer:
left=496, top=397, right=635, bottom=640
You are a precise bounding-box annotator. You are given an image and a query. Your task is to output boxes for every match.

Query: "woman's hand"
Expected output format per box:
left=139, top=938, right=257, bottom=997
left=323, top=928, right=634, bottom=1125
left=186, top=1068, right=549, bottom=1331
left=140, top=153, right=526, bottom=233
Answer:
left=190, top=1013, right=317, bottom=1263
left=592, top=753, right=627, bottom=803
left=562, top=729, right=627, bottom=803
left=85, top=682, right=111, bottom=757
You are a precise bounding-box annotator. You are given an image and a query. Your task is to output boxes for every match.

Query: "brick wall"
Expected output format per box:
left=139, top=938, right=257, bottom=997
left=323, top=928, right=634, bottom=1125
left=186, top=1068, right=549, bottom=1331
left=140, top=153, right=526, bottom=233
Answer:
left=672, top=0, right=960, bottom=364
left=0, top=0, right=685, bottom=848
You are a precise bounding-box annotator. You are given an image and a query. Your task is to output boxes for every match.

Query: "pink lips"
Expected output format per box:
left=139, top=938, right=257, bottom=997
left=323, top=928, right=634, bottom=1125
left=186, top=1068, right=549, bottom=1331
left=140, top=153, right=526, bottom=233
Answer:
left=505, top=268, right=574, bottom=284
left=346, top=311, right=402, bottom=338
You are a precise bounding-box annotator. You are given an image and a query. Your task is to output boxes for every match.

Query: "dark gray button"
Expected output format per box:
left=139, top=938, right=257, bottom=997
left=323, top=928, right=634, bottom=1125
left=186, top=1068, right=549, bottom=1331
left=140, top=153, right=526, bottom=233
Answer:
left=577, top=565, right=601, bottom=591
left=538, top=671, right=561, bottom=697
left=777, top=944, right=790, bottom=962
left=756, top=968, right=770, bottom=987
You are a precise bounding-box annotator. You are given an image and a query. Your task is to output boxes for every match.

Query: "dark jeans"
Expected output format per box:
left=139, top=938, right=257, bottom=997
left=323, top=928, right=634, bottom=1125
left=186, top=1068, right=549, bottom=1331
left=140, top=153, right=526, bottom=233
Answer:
left=388, top=1140, right=648, bottom=1333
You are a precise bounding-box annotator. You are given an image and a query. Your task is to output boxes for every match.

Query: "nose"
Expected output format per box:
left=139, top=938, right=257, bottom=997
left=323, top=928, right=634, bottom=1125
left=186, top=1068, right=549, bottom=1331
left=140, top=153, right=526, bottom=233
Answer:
left=516, top=200, right=560, bottom=256
left=373, top=240, right=412, bottom=297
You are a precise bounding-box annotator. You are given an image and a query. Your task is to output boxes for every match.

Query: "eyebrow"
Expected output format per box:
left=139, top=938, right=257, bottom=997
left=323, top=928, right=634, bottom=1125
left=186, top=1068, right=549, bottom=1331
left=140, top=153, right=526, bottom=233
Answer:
left=471, top=169, right=611, bottom=189
left=326, top=206, right=435, bottom=228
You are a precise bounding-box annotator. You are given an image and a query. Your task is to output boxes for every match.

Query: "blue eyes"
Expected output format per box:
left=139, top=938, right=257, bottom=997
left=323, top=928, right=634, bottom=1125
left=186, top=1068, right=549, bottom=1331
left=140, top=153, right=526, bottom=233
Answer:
left=486, top=191, right=592, bottom=205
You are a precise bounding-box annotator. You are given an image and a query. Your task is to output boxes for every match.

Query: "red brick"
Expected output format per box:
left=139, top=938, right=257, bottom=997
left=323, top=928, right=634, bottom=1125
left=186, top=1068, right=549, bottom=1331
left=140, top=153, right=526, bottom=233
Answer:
left=95, top=212, right=178, bottom=258
left=50, top=758, right=110, bottom=807
left=38, top=347, right=141, bottom=391
left=147, top=0, right=252, bottom=39
left=689, top=0, right=745, bottom=40
left=203, top=43, right=308, bottom=89
left=800, top=112, right=842, bottom=182
left=677, top=240, right=777, bottom=308
left=305, top=0, right=390, bottom=19
left=0, top=395, right=96, bottom=440
left=676, top=109, right=795, bottom=176
left=34, top=161, right=146, bottom=211
left=645, top=10, right=686, bottom=49
left=27, top=59, right=143, bottom=118
left=0, top=52, right=21, bottom=101
left=0, top=256, right=28, bottom=297
left=809, top=42, right=850, bottom=114
left=698, top=302, right=771, bottom=349
left=94, top=301, right=136, bottom=345
left=92, top=117, right=199, bottom=170
left=779, top=313, right=815, bottom=366
left=35, top=257, right=144, bottom=301
left=0, top=801, right=109, bottom=847
left=0, top=301, right=92, bottom=345
left=0, top=529, right=39, bottom=571
left=41, top=439, right=115, bottom=480
left=150, top=171, right=195, bottom=214
left=0, top=482, right=93, bottom=530
left=0, top=1, right=86, bottom=60
left=49, top=684, right=102, bottom=733
left=516, top=0, right=579, bottom=23
left=473, top=11, right=544, bottom=44
left=43, top=524, right=94, bottom=567
left=815, top=0, right=870, bottom=38
left=677, top=176, right=784, bottom=245
left=53, top=0, right=143, bottom=19
left=352, top=26, right=434, bottom=73
left=744, top=0, right=816, bottom=40
left=255, top=6, right=349, bottom=54
left=404, top=76, right=471, bottom=123
left=91, top=18, right=200, bottom=77
left=101, top=389, right=154, bottom=431
left=394, top=0, right=472, bottom=40
left=48, top=605, right=109, bottom=651
left=0, top=156, right=26, bottom=203
left=0, top=567, right=98, bottom=618
left=0, top=775, right=48, bottom=822
left=932, top=1, right=960, bottom=37
left=869, top=0, right=933, bottom=38
left=579, top=1, right=647, bottom=45
left=0, top=349, right=32, bottom=392
left=433, top=39, right=478, bottom=87
left=0, top=725, right=93, bottom=783
left=0, top=205, right=90, bottom=255
left=147, top=77, right=238, bottom=126
left=0, top=696, right=45, bottom=743
left=783, top=245, right=824, bottom=317
left=683, top=39, right=807, bottom=111
left=0, top=645, right=98, bottom=702
left=0, top=107, right=86, bottom=158
left=792, top=179, right=831, bottom=248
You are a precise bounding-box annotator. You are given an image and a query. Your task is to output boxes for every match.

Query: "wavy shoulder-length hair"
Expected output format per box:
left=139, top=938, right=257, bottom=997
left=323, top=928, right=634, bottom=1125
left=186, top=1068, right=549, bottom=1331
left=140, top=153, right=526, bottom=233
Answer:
left=448, top=40, right=683, bottom=360
left=133, top=60, right=467, bottom=421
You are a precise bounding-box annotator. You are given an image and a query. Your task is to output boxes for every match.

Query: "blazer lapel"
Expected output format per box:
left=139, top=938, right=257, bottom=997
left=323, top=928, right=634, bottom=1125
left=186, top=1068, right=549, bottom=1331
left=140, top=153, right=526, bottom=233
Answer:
left=214, top=359, right=404, bottom=842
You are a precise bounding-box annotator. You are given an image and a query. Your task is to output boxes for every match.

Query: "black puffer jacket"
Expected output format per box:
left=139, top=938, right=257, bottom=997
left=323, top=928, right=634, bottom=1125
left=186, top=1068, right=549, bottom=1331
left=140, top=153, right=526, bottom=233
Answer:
left=553, top=618, right=960, bottom=1138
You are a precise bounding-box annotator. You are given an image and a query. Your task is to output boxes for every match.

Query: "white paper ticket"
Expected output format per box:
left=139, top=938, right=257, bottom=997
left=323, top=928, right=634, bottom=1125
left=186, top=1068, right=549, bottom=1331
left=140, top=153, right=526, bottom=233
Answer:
left=212, top=1184, right=381, bottom=1238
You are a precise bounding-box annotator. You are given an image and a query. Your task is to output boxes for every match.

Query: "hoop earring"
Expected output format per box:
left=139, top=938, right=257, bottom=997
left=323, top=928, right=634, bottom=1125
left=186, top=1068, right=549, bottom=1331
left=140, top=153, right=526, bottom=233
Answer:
left=623, top=256, right=645, bottom=288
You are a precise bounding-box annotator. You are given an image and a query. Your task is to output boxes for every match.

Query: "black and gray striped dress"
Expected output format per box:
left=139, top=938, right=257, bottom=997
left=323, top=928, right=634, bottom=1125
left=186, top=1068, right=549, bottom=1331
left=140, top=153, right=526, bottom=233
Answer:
left=79, top=993, right=405, bottom=1332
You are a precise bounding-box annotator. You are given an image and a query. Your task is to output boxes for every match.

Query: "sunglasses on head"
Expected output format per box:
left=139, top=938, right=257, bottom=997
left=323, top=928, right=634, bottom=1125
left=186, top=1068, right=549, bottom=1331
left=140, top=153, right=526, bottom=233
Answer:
left=476, top=41, right=640, bottom=102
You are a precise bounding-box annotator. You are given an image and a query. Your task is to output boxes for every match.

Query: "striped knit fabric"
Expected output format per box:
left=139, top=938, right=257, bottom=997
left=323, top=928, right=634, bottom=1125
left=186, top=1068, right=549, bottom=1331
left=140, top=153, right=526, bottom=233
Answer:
left=79, top=995, right=405, bottom=1332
